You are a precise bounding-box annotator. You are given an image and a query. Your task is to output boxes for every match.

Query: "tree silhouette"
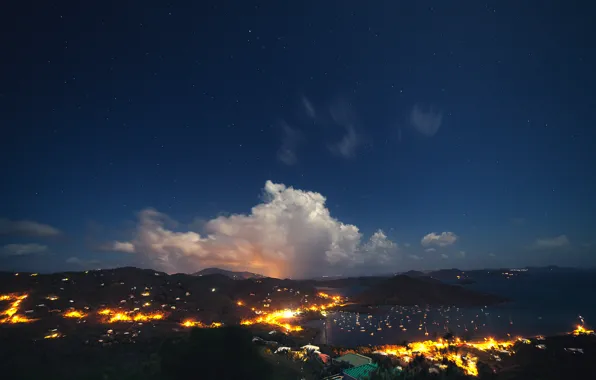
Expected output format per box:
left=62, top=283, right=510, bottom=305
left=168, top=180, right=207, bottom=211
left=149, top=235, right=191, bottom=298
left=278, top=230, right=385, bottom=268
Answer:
left=160, top=326, right=271, bottom=380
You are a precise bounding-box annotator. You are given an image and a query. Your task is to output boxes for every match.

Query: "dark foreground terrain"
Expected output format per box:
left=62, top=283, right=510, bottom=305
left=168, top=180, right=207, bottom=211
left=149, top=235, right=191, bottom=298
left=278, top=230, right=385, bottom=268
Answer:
left=0, top=323, right=595, bottom=380
left=1, top=267, right=593, bottom=379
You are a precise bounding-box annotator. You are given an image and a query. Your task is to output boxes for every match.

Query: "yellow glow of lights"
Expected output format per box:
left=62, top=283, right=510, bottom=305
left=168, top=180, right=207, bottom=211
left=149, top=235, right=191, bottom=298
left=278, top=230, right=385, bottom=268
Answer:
left=181, top=319, right=222, bottom=328
left=572, top=325, right=594, bottom=336
left=1, top=294, right=34, bottom=324
left=376, top=337, right=518, bottom=377
left=63, top=310, right=86, bottom=319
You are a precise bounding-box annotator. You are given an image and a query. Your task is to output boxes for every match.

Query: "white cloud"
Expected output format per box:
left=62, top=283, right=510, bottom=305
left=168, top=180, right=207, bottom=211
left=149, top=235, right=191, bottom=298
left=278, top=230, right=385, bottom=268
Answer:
left=440, top=253, right=448, bottom=259
left=408, top=254, right=422, bottom=261
left=404, top=243, right=411, bottom=248
left=302, top=97, right=316, bottom=119
left=277, top=122, right=303, bottom=165
left=421, top=232, right=458, bottom=247
left=533, top=235, right=570, bottom=249
left=111, top=241, right=136, bottom=253
left=112, top=181, right=398, bottom=278
left=488, top=252, right=496, bottom=257
left=1, top=243, right=48, bottom=256
left=457, top=251, right=466, bottom=258
left=410, top=104, right=443, bottom=137
left=0, top=218, right=60, bottom=237
left=361, top=230, right=397, bottom=264
left=424, top=248, right=436, bottom=252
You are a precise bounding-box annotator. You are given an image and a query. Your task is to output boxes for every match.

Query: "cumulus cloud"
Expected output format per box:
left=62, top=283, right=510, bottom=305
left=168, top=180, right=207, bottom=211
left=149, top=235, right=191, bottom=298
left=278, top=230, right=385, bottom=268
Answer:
left=420, top=232, right=458, bottom=247
left=533, top=235, right=570, bottom=249
left=361, top=230, right=397, bottom=265
left=0, top=218, right=60, bottom=237
left=111, top=181, right=399, bottom=278
left=410, top=104, right=443, bottom=137
left=277, top=122, right=303, bottom=165
left=1, top=243, right=48, bottom=256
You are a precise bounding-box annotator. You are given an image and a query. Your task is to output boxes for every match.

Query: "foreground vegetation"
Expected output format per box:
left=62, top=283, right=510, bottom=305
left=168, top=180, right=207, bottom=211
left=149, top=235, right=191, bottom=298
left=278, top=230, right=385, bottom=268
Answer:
left=1, top=324, right=595, bottom=380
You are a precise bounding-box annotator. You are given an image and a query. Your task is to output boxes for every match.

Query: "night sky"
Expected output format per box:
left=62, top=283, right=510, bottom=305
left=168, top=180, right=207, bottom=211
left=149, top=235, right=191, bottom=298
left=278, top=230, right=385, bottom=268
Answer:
left=1, top=1, right=595, bottom=277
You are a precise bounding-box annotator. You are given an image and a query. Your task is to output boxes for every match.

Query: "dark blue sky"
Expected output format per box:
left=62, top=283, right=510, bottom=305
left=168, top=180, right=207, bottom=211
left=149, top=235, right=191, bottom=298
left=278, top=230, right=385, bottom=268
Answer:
left=1, top=1, right=595, bottom=276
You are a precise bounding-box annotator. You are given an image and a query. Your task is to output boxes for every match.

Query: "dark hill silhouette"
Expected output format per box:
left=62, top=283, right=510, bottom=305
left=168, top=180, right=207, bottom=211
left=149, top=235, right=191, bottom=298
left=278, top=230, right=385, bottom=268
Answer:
left=193, top=267, right=265, bottom=279
left=352, top=274, right=507, bottom=306
left=311, top=276, right=389, bottom=288
left=401, top=270, right=426, bottom=277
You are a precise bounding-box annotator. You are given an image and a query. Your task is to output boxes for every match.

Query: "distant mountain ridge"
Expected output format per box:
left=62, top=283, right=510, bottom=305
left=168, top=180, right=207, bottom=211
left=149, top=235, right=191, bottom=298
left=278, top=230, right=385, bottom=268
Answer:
left=192, top=267, right=265, bottom=280
left=352, top=274, right=508, bottom=307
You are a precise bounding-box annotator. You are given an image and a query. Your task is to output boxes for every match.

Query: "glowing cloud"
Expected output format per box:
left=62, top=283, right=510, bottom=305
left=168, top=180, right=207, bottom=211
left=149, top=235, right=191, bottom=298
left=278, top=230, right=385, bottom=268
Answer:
left=113, top=181, right=398, bottom=278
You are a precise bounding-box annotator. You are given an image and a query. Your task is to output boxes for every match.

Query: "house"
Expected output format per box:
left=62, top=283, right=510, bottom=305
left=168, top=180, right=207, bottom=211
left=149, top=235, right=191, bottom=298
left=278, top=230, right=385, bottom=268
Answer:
left=301, top=344, right=320, bottom=352
left=314, top=351, right=331, bottom=365
left=342, top=363, right=378, bottom=380
left=333, top=353, right=373, bottom=367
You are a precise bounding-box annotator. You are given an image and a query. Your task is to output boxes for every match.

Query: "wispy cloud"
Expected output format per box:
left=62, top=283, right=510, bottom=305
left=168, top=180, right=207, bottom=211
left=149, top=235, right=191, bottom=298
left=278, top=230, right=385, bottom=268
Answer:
left=457, top=251, right=466, bottom=258
left=1, top=243, right=48, bottom=256
left=328, top=99, right=362, bottom=158
left=329, top=124, right=359, bottom=158
left=277, top=122, right=303, bottom=165
left=66, top=257, right=101, bottom=267
left=424, top=248, right=436, bottom=252
left=410, top=104, right=443, bottom=137
left=408, top=254, right=423, bottom=261
left=511, top=217, right=526, bottom=226
left=0, top=218, right=60, bottom=237
left=440, top=253, right=448, bottom=259
left=533, top=235, right=570, bottom=249
left=421, top=232, right=458, bottom=247
left=302, top=96, right=316, bottom=119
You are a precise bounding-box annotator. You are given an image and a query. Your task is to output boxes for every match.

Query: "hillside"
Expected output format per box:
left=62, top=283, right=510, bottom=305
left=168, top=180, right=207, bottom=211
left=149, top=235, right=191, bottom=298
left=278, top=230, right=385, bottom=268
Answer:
left=351, top=274, right=508, bottom=307
left=193, top=267, right=265, bottom=280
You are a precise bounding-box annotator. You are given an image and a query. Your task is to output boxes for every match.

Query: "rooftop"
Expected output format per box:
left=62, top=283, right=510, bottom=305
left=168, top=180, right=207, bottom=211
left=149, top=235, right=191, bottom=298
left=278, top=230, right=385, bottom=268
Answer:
left=334, top=353, right=373, bottom=367
left=343, top=363, right=378, bottom=380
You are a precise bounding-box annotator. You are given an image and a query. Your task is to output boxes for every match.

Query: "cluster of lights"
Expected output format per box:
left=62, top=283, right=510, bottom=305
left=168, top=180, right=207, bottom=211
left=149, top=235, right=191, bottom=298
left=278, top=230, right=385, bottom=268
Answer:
left=181, top=319, right=223, bottom=328
left=375, top=337, right=519, bottom=377
left=0, top=293, right=35, bottom=324
left=97, top=308, right=165, bottom=323
left=572, top=325, right=594, bottom=336
left=239, top=292, right=345, bottom=332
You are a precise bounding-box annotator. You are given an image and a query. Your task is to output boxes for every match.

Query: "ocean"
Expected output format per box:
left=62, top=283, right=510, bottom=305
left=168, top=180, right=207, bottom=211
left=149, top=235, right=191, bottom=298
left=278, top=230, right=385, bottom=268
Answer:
left=310, top=272, right=596, bottom=346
